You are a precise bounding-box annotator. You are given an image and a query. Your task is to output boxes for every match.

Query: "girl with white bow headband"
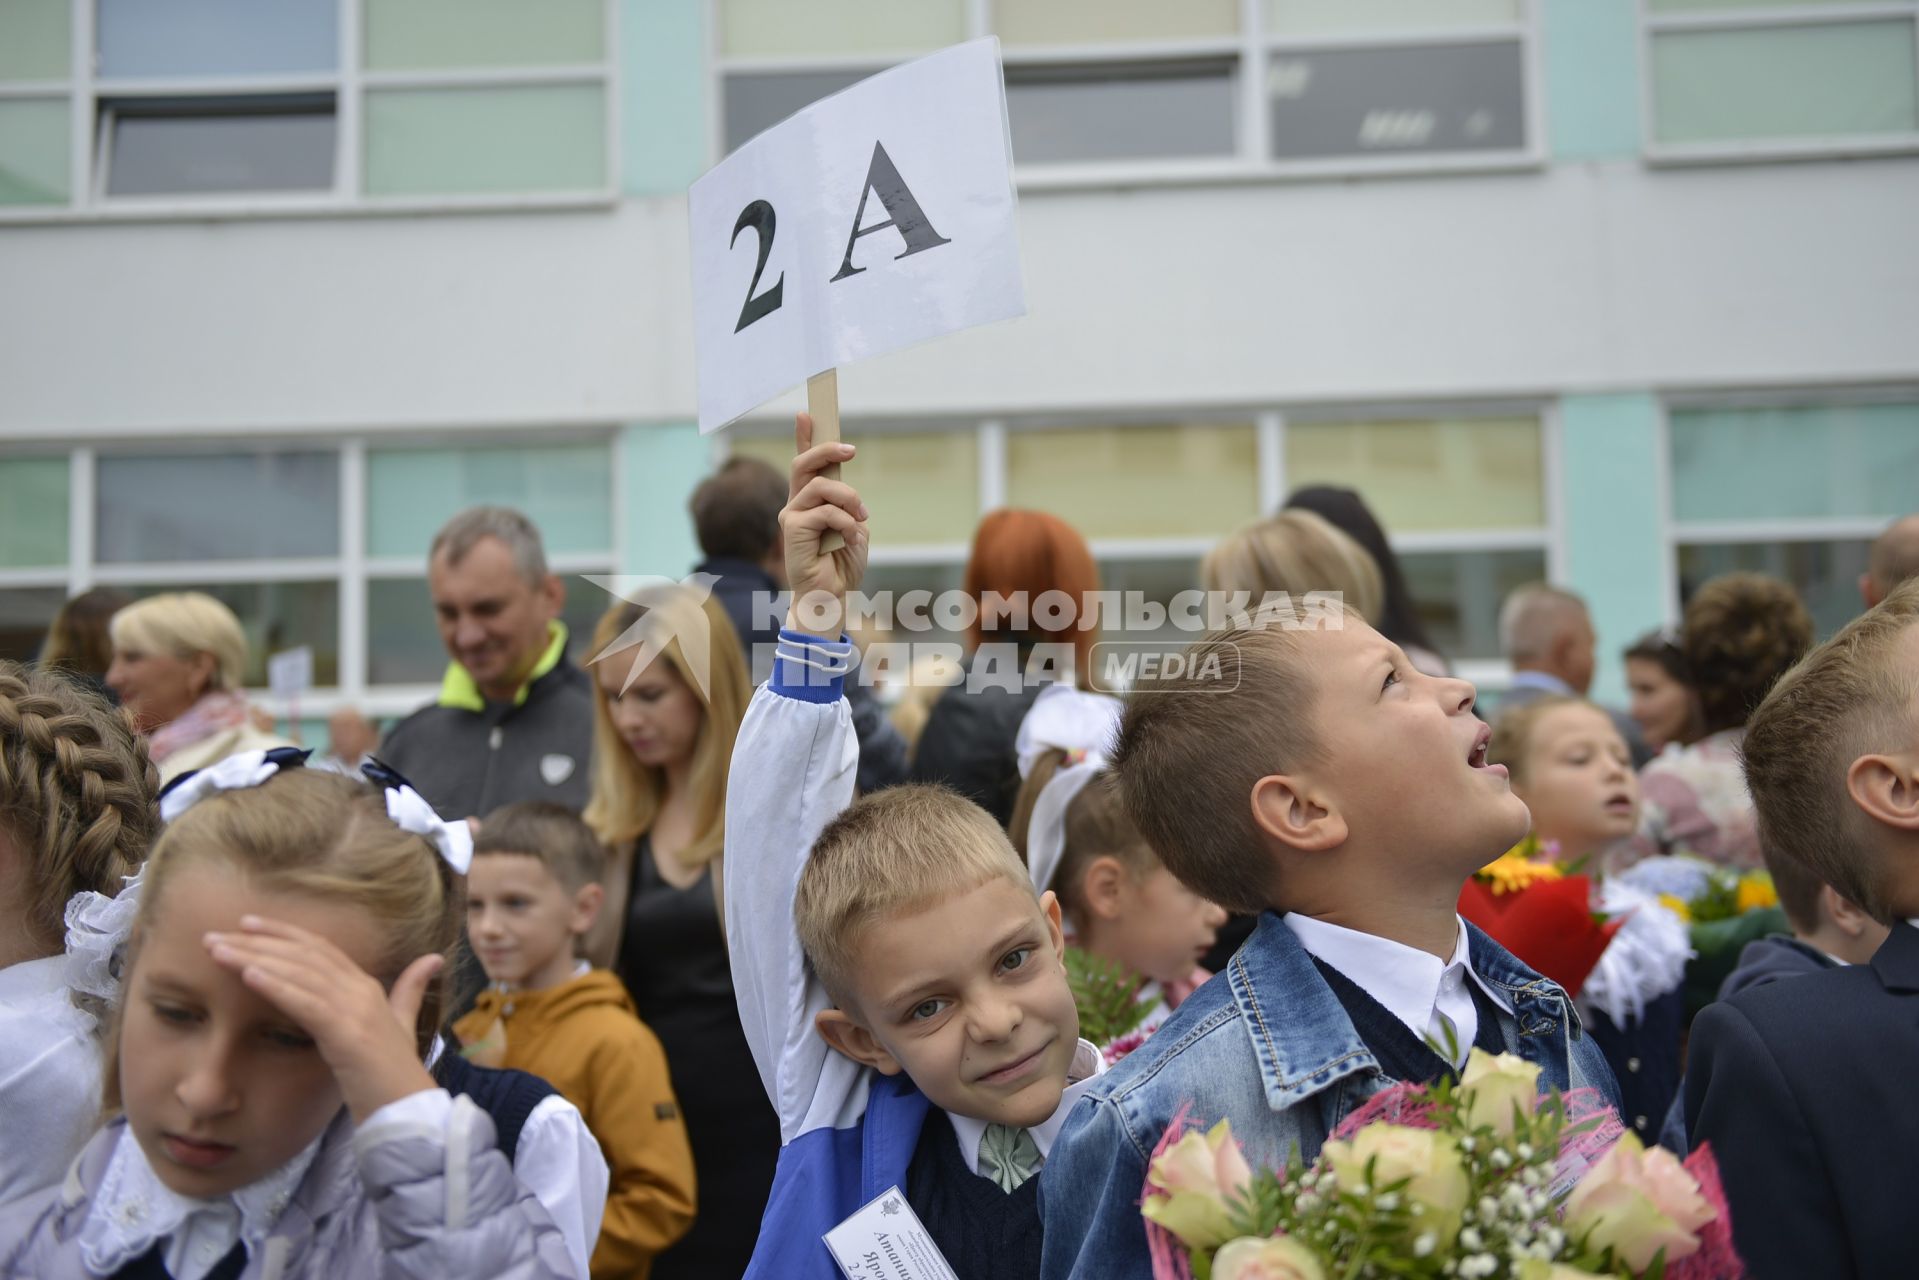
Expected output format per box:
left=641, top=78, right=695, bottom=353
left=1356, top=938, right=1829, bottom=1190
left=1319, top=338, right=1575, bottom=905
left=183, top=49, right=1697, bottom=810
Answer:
left=1, top=748, right=577, bottom=1280
left=1010, top=686, right=1229, bottom=1063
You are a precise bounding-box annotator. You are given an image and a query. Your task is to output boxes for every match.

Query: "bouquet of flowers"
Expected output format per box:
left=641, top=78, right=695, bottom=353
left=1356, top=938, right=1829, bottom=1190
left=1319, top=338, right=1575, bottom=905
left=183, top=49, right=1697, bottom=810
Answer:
left=1458, top=837, right=1623, bottom=999
left=1140, top=1049, right=1742, bottom=1280
left=1614, top=856, right=1788, bottom=1017
left=1064, top=946, right=1159, bottom=1064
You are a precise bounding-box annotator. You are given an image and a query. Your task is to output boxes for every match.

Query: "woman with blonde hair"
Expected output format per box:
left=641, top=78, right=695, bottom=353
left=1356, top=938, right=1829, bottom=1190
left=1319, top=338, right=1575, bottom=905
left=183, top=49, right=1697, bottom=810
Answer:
left=1201, top=508, right=1386, bottom=626
left=104, top=592, right=288, bottom=781
left=579, top=586, right=772, bottom=1280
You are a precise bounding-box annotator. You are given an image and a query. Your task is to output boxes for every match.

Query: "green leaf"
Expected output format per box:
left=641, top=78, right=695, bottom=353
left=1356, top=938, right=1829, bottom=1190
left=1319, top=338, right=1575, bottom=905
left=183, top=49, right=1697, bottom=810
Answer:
left=1063, top=946, right=1156, bottom=1046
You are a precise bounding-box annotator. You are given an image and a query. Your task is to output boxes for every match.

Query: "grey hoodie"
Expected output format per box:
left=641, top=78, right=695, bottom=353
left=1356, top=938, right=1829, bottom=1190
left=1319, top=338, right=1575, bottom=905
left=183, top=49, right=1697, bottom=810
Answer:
left=0, top=1094, right=573, bottom=1280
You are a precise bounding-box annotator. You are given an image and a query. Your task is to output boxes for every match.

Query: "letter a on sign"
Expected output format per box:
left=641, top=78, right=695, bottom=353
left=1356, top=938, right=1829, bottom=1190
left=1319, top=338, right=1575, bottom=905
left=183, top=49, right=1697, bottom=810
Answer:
left=830, top=142, right=953, bottom=282
left=689, top=38, right=1024, bottom=433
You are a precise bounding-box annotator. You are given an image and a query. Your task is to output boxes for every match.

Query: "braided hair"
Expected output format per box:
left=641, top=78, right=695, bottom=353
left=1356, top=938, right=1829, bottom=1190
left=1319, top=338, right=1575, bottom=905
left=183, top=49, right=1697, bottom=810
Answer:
left=0, top=660, right=159, bottom=955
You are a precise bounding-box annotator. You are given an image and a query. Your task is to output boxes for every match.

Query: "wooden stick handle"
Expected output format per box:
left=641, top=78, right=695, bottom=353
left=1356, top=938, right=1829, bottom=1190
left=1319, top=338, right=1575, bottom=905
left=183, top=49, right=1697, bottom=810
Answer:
left=808, top=369, right=845, bottom=553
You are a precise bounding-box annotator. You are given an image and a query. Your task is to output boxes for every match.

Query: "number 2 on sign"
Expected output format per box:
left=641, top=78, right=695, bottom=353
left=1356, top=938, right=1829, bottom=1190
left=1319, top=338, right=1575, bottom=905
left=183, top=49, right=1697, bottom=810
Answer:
left=731, top=199, right=784, bottom=333
left=728, top=142, right=954, bottom=336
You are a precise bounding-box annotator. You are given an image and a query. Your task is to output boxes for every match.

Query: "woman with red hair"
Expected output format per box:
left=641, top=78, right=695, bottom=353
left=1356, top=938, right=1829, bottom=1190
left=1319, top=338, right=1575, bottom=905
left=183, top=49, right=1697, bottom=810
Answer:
left=908, top=509, right=1101, bottom=826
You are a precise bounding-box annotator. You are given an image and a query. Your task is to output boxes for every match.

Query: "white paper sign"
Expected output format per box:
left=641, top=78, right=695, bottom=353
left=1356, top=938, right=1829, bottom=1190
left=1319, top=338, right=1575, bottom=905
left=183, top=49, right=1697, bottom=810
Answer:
left=821, top=1185, right=959, bottom=1280
left=267, top=646, right=313, bottom=700
left=690, top=38, right=1024, bottom=433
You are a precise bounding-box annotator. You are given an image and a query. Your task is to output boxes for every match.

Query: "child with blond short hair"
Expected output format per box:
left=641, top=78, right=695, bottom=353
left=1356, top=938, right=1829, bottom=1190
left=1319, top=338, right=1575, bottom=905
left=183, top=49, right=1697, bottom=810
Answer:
left=724, top=418, right=1105, bottom=1280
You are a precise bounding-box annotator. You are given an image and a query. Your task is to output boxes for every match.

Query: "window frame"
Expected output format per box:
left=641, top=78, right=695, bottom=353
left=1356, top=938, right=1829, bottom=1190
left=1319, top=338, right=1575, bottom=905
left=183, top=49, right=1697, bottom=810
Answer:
left=719, top=399, right=1558, bottom=677
left=1659, top=385, right=1919, bottom=628
left=0, top=0, right=622, bottom=224
left=0, top=431, right=621, bottom=720
left=1638, top=0, right=1919, bottom=166
left=708, top=0, right=1546, bottom=189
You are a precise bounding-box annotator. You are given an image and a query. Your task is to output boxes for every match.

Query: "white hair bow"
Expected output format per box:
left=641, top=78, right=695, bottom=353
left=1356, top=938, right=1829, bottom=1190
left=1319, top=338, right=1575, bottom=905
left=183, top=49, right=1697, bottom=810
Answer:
left=157, top=747, right=304, bottom=823
left=1013, top=684, right=1125, bottom=893
left=381, top=781, right=474, bottom=875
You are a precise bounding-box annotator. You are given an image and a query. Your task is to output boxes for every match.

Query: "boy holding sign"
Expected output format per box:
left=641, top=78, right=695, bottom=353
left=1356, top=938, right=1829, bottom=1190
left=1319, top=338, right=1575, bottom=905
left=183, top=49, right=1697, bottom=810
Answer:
left=723, top=418, right=1104, bottom=1280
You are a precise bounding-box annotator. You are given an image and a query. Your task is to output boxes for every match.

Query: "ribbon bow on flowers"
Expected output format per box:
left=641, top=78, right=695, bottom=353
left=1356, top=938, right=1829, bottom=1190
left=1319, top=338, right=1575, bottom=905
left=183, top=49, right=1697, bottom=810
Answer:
left=1138, top=1049, right=1743, bottom=1280
left=1458, top=837, right=1622, bottom=1000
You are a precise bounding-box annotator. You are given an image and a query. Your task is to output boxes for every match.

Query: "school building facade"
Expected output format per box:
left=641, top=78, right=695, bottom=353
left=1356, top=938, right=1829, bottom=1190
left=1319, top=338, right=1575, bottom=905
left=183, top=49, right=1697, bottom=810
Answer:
left=1, top=0, right=1916, bottom=729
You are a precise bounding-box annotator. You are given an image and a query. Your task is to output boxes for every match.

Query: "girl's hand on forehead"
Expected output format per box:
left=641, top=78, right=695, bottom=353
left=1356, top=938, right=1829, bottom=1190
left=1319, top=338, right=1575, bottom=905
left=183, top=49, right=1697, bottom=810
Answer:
left=204, top=917, right=442, bottom=1125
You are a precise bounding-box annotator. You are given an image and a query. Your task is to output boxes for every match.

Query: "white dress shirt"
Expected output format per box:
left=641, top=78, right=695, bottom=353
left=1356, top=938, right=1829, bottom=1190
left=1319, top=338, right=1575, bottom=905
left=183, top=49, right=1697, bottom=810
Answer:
left=945, top=1037, right=1107, bottom=1176
left=77, top=1124, right=323, bottom=1280
left=424, top=1035, right=608, bottom=1279
left=1283, top=914, right=1511, bottom=1068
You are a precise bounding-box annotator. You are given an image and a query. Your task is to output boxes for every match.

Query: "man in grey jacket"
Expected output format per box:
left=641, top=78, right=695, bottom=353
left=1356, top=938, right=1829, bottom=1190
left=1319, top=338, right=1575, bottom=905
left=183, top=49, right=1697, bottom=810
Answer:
left=380, top=508, right=595, bottom=820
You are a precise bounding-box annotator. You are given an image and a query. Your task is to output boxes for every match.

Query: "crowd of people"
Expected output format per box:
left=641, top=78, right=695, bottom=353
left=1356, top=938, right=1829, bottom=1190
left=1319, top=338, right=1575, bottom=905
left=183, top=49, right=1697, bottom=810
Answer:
left=2, top=432, right=1918, bottom=1279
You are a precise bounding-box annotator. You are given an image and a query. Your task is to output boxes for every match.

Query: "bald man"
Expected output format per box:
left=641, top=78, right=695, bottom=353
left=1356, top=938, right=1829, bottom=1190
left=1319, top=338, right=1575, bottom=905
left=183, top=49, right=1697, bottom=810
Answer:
left=1495, top=582, right=1653, bottom=768
left=1861, top=513, right=1919, bottom=609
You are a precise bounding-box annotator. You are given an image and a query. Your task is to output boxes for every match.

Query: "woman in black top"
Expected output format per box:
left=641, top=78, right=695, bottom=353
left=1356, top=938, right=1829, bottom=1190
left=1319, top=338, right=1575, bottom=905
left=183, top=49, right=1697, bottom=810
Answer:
left=582, top=588, right=774, bottom=1280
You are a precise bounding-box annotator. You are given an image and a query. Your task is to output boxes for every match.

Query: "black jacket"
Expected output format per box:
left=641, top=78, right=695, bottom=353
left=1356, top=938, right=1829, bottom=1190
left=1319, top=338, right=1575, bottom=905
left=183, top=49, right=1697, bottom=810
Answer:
left=1716, top=934, right=1838, bottom=1001
left=1685, top=923, right=1919, bottom=1278
left=379, top=657, right=594, bottom=820
left=908, top=673, right=1043, bottom=828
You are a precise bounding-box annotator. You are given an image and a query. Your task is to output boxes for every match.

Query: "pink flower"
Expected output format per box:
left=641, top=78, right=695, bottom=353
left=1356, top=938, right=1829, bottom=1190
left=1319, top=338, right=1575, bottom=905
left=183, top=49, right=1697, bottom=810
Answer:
left=1211, top=1236, right=1327, bottom=1280
left=1141, top=1120, right=1255, bottom=1251
left=1565, top=1133, right=1716, bottom=1272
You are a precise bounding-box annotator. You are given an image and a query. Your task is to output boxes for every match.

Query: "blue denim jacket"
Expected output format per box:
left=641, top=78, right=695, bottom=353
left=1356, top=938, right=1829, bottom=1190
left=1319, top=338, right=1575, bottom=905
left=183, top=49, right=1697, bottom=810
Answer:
left=1038, top=914, right=1620, bottom=1280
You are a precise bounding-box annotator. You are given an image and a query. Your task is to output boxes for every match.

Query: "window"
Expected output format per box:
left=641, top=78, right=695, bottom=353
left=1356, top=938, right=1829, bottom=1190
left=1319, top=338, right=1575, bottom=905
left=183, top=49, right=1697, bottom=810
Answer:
left=714, top=0, right=1538, bottom=180
left=1284, top=415, right=1550, bottom=660
left=1006, top=423, right=1259, bottom=540
left=723, top=409, right=1549, bottom=664
left=3, top=0, right=615, bottom=216
left=0, top=0, right=71, bottom=207
left=0, top=455, right=70, bottom=568
left=1667, top=398, right=1919, bottom=639
left=0, top=438, right=617, bottom=715
left=730, top=427, right=978, bottom=548
left=1643, top=1, right=1919, bottom=159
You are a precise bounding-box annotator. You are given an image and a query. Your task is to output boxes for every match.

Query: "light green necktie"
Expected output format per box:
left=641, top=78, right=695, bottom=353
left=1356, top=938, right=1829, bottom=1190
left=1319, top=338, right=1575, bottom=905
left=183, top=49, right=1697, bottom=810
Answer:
left=978, top=1123, right=1042, bottom=1193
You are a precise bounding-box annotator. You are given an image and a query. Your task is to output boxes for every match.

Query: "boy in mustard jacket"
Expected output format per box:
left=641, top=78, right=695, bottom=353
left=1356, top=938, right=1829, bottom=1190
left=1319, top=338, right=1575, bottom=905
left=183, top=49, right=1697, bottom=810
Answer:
left=456, top=801, right=697, bottom=1279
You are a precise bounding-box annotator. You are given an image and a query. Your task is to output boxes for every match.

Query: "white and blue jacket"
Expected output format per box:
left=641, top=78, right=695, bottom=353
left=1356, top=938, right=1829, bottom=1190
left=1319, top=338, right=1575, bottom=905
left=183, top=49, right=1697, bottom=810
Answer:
left=724, top=633, right=1094, bottom=1280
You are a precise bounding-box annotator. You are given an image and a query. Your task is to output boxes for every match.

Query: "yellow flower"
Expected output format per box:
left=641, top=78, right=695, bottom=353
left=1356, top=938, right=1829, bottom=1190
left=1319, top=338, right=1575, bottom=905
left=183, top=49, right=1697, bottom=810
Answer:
left=1657, top=893, right=1693, bottom=924
left=1736, top=873, right=1778, bottom=913
left=1320, top=1125, right=1471, bottom=1249
left=1476, top=849, right=1564, bottom=895
left=1458, top=1048, right=1542, bottom=1137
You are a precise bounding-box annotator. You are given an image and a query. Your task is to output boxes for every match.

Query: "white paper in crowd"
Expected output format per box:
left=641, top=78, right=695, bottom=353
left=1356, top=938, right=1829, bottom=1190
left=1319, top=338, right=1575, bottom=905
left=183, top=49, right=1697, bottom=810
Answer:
left=267, top=645, right=313, bottom=700
left=821, top=1185, right=960, bottom=1280
left=690, top=37, right=1024, bottom=433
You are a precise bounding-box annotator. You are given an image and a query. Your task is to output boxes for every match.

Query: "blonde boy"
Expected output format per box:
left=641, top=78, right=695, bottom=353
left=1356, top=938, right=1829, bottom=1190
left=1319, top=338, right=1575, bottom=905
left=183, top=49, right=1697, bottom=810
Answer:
left=1686, top=578, right=1919, bottom=1278
left=1041, top=604, right=1620, bottom=1278
left=724, top=420, right=1103, bottom=1280
left=454, top=802, right=696, bottom=1280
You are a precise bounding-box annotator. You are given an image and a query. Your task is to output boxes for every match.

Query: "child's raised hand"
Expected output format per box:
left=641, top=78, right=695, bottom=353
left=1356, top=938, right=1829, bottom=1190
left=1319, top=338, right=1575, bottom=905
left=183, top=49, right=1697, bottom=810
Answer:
left=205, top=917, right=442, bottom=1124
left=781, top=411, right=870, bottom=640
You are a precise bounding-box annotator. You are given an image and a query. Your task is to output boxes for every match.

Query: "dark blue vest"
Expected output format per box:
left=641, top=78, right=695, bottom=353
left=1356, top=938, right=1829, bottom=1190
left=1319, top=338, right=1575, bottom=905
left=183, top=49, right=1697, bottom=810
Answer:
left=904, top=1110, right=1043, bottom=1280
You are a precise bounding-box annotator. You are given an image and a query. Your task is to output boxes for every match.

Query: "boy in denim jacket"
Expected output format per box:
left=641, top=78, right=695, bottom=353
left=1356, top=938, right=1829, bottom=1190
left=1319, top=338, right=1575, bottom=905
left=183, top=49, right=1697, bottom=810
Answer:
left=1040, top=617, right=1620, bottom=1280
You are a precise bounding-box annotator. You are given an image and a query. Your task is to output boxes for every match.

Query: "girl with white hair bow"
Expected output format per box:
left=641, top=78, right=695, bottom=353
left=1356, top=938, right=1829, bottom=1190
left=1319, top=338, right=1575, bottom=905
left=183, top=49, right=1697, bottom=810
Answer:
left=1009, top=685, right=1228, bottom=1063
